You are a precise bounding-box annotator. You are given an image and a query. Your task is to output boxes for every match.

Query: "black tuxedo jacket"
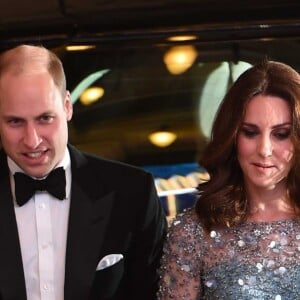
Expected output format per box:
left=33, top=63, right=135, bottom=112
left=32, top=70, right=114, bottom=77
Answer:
left=0, top=145, right=166, bottom=300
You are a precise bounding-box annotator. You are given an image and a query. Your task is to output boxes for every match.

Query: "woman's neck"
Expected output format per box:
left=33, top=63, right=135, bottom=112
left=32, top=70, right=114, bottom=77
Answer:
left=246, top=185, right=297, bottom=222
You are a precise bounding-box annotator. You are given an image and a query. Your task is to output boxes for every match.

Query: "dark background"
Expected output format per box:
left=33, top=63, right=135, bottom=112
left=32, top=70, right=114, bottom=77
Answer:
left=1, top=0, right=300, bottom=167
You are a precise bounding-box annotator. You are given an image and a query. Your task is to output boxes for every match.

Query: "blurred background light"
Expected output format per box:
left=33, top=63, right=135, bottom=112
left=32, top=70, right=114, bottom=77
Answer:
left=164, top=45, right=198, bottom=75
left=65, top=45, right=96, bottom=51
left=149, top=131, right=177, bottom=147
left=80, top=86, right=105, bottom=105
left=167, top=35, right=197, bottom=42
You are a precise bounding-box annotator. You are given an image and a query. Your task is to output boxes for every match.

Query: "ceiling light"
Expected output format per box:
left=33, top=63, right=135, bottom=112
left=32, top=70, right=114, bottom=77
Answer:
left=80, top=87, right=104, bottom=105
left=149, top=131, right=177, bottom=148
left=167, top=35, right=197, bottom=42
left=70, top=69, right=110, bottom=104
left=66, top=45, right=95, bottom=51
left=163, top=45, right=198, bottom=75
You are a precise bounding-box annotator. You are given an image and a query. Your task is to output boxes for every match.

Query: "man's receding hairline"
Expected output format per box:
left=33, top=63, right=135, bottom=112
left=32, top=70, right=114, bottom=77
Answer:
left=0, top=45, right=52, bottom=75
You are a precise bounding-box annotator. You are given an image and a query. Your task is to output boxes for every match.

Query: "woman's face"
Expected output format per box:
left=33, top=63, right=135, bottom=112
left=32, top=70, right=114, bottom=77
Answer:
left=237, top=94, right=294, bottom=191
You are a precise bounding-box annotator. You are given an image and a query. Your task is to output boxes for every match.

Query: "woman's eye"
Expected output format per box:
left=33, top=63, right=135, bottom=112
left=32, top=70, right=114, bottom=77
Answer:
left=240, top=128, right=258, bottom=138
left=274, top=130, right=291, bottom=140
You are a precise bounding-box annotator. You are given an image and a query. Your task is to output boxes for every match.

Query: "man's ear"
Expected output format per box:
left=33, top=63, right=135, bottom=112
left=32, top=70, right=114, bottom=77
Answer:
left=65, top=91, right=73, bottom=121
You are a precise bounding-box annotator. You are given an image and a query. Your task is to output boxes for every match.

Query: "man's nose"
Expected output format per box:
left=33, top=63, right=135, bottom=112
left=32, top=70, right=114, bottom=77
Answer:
left=23, top=124, right=42, bottom=148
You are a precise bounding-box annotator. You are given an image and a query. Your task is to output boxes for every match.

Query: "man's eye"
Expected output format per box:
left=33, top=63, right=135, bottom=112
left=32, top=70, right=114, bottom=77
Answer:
left=40, top=116, right=54, bottom=123
left=8, top=119, right=22, bottom=126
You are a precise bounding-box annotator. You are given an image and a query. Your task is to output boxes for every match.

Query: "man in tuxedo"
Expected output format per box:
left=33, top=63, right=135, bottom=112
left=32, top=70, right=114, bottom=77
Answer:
left=0, top=44, right=166, bottom=300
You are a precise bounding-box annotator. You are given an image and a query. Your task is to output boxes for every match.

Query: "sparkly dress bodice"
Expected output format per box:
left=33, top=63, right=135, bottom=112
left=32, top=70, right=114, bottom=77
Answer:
left=157, top=208, right=300, bottom=300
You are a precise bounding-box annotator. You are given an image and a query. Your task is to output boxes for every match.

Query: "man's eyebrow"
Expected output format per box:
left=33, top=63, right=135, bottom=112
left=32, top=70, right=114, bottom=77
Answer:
left=2, top=114, right=23, bottom=120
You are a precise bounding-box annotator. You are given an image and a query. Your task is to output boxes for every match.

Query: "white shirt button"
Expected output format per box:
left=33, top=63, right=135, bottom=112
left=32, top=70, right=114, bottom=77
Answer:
left=39, top=203, right=46, bottom=209
left=42, top=244, right=48, bottom=249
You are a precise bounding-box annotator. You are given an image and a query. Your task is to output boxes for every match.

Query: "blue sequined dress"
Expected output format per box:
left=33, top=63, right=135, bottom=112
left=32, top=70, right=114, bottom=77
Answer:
left=158, top=208, right=300, bottom=300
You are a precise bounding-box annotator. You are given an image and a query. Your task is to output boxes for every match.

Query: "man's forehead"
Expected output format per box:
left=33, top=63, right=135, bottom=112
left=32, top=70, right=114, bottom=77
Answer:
left=1, top=68, right=50, bottom=82
left=0, top=47, right=49, bottom=74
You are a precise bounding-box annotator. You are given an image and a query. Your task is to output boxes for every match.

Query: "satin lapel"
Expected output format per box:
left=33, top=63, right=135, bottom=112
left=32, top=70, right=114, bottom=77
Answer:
left=64, top=146, right=116, bottom=300
left=0, top=152, right=27, bottom=300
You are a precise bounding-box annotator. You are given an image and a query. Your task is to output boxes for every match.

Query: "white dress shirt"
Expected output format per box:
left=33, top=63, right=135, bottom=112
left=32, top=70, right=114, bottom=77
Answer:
left=8, top=149, right=72, bottom=300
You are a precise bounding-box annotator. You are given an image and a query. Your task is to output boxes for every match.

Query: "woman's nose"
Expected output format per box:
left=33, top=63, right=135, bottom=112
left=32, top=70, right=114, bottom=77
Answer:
left=257, top=136, right=273, bottom=157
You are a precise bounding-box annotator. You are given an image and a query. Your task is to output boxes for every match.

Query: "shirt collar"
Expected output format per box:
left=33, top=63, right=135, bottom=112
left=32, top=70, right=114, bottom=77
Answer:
left=7, top=148, right=71, bottom=178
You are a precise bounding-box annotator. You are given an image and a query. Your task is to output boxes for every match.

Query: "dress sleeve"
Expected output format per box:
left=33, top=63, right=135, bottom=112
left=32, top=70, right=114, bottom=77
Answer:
left=157, top=209, right=203, bottom=299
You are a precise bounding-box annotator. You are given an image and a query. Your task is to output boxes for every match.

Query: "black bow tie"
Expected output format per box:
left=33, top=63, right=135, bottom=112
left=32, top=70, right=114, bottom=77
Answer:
left=14, top=167, right=66, bottom=206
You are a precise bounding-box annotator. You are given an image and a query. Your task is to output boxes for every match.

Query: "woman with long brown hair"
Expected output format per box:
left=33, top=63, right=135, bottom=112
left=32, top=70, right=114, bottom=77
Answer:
left=158, top=60, right=300, bottom=299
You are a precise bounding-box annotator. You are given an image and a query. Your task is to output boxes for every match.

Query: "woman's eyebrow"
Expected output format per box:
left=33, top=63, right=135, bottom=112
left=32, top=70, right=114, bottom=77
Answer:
left=241, top=122, right=291, bottom=128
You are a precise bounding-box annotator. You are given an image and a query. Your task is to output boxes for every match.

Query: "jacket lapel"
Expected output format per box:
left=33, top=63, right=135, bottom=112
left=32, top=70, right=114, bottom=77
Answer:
left=64, top=146, right=115, bottom=300
left=0, top=151, right=27, bottom=300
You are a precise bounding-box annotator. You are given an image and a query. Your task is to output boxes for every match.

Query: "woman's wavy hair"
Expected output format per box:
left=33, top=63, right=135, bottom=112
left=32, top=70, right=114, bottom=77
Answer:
left=195, top=60, right=300, bottom=231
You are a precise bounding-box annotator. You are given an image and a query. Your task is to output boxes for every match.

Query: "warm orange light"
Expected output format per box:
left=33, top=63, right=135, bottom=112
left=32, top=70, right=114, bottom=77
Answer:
left=80, top=87, right=104, bottom=105
left=66, top=45, right=95, bottom=51
left=148, top=131, right=177, bottom=147
left=163, top=45, right=198, bottom=75
left=167, top=35, right=197, bottom=42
